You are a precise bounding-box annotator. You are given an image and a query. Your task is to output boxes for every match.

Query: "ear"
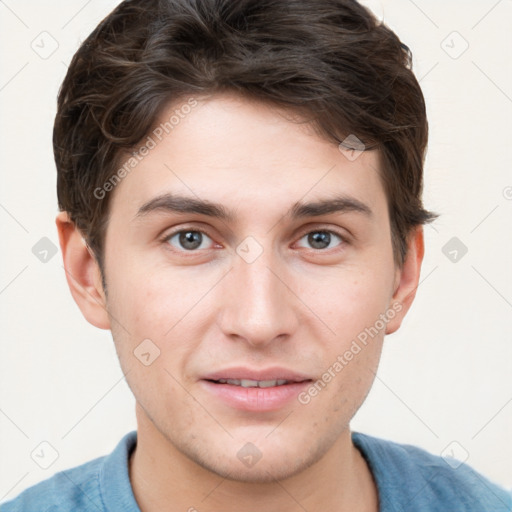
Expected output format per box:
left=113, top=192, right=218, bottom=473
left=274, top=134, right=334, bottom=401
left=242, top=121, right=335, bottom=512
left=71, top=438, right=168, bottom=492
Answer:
left=56, top=211, right=111, bottom=330
left=385, top=226, right=425, bottom=335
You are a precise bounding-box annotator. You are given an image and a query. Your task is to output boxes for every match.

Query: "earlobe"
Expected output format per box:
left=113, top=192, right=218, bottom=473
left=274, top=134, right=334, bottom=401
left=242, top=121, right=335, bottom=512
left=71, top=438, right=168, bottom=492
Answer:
left=385, top=226, right=425, bottom=335
left=55, top=212, right=111, bottom=330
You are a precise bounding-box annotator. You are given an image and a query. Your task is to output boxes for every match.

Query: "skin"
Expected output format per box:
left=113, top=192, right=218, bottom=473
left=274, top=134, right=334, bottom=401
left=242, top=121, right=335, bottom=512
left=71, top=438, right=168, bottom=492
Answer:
left=56, top=93, right=424, bottom=512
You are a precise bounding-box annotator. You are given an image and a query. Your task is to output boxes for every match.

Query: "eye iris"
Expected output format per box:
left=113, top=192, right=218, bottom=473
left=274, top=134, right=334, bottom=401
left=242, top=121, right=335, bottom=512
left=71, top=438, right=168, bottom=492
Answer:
left=179, top=231, right=202, bottom=250
left=308, top=231, right=331, bottom=249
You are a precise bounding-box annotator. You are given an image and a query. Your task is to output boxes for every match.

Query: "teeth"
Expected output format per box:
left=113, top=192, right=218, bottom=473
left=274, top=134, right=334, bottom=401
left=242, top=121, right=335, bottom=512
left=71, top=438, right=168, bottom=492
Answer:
left=216, top=378, right=290, bottom=387
left=240, top=379, right=260, bottom=387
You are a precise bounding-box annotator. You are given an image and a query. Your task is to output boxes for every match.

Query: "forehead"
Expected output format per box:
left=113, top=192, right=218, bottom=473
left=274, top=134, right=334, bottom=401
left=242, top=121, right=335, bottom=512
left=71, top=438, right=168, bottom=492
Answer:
left=107, top=93, right=387, bottom=224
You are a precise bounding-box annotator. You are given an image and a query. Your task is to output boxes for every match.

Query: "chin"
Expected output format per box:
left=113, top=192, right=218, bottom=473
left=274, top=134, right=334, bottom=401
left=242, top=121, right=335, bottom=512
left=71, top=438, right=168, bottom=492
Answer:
left=184, top=436, right=323, bottom=484
left=205, top=455, right=312, bottom=484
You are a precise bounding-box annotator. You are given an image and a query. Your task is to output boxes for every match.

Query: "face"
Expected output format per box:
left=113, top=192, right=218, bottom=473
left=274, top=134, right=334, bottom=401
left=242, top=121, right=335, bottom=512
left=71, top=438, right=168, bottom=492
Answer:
left=98, top=93, right=408, bottom=482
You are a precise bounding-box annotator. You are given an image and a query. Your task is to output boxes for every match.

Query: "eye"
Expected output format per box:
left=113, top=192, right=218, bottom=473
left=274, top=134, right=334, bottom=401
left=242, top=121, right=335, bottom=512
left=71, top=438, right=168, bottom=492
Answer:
left=164, top=229, right=215, bottom=251
left=296, top=230, right=345, bottom=250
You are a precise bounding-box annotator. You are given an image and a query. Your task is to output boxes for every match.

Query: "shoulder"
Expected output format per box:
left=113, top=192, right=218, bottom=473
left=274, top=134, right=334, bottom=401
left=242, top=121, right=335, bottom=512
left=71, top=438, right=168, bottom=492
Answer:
left=352, top=432, right=512, bottom=511
left=0, top=431, right=138, bottom=512
left=0, top=456, right=105, bottom=512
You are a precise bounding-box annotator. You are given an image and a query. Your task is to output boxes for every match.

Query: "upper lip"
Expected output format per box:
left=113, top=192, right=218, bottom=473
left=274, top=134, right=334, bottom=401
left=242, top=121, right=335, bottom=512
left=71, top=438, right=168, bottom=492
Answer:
left=202, top=366, right=313, bottom=382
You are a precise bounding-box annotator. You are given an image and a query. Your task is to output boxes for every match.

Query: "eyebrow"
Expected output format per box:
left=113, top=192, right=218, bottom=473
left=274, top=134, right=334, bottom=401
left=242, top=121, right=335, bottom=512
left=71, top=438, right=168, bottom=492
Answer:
left=290, top=195, right=372, bottom=219
left=135, top=194, right=236, bottom=222
left=134, top=192, right=373, bottom=222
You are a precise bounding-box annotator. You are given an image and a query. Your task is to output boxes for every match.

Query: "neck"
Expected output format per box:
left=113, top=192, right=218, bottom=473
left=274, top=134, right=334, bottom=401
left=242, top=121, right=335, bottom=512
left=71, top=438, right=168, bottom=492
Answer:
left=129, top=405, right=378, bottom=512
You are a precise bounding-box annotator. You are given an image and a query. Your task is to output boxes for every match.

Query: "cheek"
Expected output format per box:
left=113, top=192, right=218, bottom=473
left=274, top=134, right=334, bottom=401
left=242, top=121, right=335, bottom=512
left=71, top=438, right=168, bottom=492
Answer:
left=305, top=268, right=393, bottom=339
left=314, top=325, right=384, bottom=420
left=106, top=266, right=215, bottom=383
left=106, top=262, right=192, bottom=334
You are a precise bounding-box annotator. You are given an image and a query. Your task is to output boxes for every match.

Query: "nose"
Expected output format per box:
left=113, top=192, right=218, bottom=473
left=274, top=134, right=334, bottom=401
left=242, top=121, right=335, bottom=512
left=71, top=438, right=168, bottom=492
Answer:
left=217, top=246, right=299, bottom=348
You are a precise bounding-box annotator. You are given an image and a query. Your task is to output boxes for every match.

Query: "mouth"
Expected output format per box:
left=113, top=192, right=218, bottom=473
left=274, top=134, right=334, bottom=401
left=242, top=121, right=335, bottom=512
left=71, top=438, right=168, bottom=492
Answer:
left=200, top=369, right=313, bottom=411
left=206, top=378, right=309, bottom=388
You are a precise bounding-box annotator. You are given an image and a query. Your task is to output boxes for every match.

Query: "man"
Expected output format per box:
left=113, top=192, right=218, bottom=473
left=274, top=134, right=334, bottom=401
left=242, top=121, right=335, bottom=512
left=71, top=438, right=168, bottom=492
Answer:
left=2, top=0, right=511, bottom=510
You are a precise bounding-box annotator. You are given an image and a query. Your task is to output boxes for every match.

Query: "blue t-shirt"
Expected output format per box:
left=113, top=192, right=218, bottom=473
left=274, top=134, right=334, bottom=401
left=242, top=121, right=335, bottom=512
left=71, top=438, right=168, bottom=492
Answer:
left=2, top=431, right=511, bottom=511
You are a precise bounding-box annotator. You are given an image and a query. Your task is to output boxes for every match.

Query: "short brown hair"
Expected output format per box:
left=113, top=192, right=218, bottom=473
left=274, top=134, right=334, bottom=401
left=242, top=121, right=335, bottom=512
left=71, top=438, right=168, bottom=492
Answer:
left=54, top=0, right=437, bottom=275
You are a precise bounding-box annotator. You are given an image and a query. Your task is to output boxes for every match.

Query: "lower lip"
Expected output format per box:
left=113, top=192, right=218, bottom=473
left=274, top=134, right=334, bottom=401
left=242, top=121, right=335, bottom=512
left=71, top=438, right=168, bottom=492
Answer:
left=200, top=380, right=312, bottom=412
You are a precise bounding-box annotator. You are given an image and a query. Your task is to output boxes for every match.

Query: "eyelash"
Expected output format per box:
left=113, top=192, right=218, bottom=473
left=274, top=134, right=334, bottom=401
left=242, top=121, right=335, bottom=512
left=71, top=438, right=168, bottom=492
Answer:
left=161, top=226, right=349, bottom=254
